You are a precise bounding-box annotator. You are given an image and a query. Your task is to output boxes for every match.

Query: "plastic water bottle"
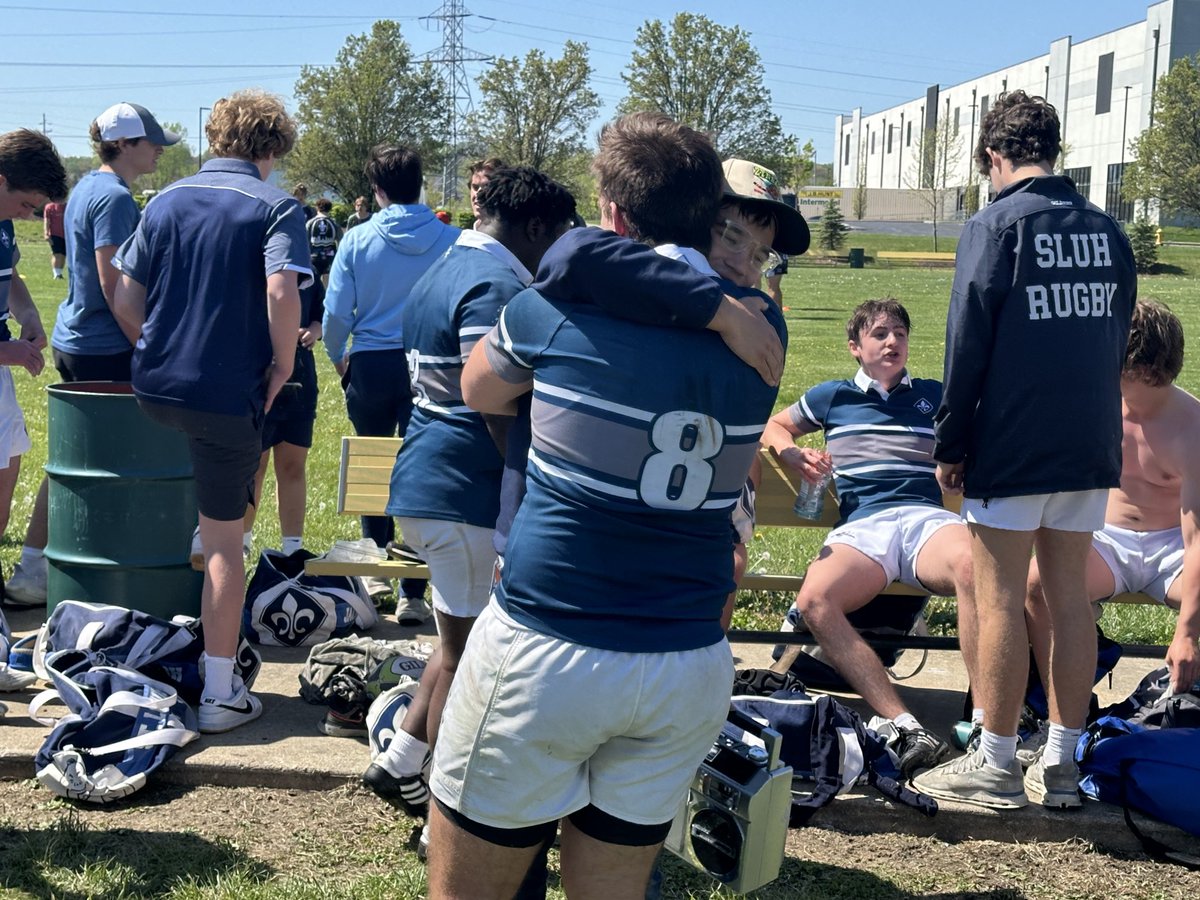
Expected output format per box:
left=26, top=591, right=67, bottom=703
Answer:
left=793, top=453, right=832, bottom=521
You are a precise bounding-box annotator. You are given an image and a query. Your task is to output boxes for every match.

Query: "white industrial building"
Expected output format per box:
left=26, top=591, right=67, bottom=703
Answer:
left=823, top=0, right=1200, bottom=223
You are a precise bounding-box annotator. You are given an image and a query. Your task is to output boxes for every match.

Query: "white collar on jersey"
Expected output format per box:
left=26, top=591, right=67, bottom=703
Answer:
left=457, top=228, right=534, bottom=285
left=854, top=366, right=912, bottom=401
left=653, top=243, right=720, bottom=278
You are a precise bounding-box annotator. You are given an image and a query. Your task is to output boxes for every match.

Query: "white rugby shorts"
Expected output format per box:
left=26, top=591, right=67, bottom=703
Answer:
left=430, top=599, right=733, bottom=830
left=0, top=368, right=30, bottom=465
left=962, top=490, right=1108, bottom=533
left=824, top=504, right=963, bottom=591
left=395, top=518, right=496, bottom=618
left=1092, top=522, right=1184, bottom=604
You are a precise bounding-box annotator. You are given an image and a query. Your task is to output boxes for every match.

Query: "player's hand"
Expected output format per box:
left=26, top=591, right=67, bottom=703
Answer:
left=779, top=446, right=832, bottom=484
left=298, top=326, right=317, bottom=349
left=709, top=293, right=783, bottom=386
left=1166, top=631, right=1200, bottom=694
left=19, top=323, right=47, bottom=351
left=334, top=355, right=348, bottom=378
left=263, top=360, right=293, bottom=413
left=0, top=340, right=45, bottom=376
left=937, top=462, right=965, bottom=495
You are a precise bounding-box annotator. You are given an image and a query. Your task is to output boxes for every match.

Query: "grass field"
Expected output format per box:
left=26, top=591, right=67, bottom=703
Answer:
left=4, top=218, right=1192, bottom=644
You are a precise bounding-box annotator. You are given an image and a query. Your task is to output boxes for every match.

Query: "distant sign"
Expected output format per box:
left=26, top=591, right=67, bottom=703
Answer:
left=797, top=189, right=842, bottom=199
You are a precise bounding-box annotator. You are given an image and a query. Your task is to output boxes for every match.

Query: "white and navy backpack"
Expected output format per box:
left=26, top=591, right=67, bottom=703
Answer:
left=243, top=549, right=377, bottom=647
left=30, top=650, right=198, bottom=803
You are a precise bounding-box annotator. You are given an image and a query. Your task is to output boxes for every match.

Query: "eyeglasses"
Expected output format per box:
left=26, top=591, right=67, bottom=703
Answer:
left=712, top=219, right=781, bottom=274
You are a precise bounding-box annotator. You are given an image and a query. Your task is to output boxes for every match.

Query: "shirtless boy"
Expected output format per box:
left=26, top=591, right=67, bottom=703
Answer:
left=1027, top=298, right=1200, bottom=703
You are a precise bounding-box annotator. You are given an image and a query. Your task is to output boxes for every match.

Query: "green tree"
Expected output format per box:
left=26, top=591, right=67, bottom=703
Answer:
left=288, top=21, right=447, bottom=203
left=902, top=118, right=964, bottom=251
left=853, top=141, right=869, bottom=220
left=619, top=13, right=796, bottom=174
left=470, top=41, right=600, bottom=193
left=817, top=198, right=847, bottom=251
left=1125, top=54, right=1200, bottom=217
left=1127, top=217, right=1159, bottom=272
left=134, top=123, right=196, bottom=193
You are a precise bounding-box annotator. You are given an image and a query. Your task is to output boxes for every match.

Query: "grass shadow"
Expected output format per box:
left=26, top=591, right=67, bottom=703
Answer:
left=0, top=808, right=273, bottom=899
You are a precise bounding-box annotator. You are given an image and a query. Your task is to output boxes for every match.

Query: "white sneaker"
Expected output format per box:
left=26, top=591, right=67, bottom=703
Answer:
left=395, top=595, right=432, bottom=625
left=5, top=562, right=47, bottom=607
left=0, top=665, right=37, bottom=691
left=198, top=683, right=263, bottom=734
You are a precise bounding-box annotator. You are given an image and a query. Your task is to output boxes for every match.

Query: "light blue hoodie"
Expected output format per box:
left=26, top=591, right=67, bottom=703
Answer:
left=322, top=203, right=459, bottom=363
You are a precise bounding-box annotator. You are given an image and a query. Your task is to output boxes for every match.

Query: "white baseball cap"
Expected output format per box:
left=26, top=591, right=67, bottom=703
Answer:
left=94, top=103, right=181, bottom=146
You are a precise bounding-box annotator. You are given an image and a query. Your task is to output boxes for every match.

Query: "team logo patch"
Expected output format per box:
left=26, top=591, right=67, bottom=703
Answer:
left=260, top=588, right=330, bottom=647
left=915, top=398, right=934, bottom=415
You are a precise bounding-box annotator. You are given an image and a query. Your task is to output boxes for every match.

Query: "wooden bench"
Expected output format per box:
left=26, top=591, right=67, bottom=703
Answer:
left=875, top=250, right=957, bottom=268
left=304, top=437, right=431, bottom=581
left=306, top=435, right=1154, bottom=610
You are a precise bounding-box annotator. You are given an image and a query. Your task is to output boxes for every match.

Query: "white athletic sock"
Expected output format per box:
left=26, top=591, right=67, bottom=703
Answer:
left=201, top=654, right=237, bottom=702
left=52, top=267, right=62, bottom=277
left=243, top=531, right=254, bottom=550
left=979, top=729, right=1018, bottom=769
left=892, top=712, right=921, bottom=731
left=378, top=729, right=429, bottom=778
left=1042, top=722, right=1082, bottom=767
left=281, top=536, right=303, bottom=555
left=972, top=707, right=985, bottom=725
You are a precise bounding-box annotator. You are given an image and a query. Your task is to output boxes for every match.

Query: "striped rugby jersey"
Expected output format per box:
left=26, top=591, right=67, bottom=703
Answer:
left=387, top=235, right=530, bottom=529
left=788, top=371, right=944, bottom=524
left=483, top=284, right=785, bottom=653
left=0, top=220, right=14, bottom=334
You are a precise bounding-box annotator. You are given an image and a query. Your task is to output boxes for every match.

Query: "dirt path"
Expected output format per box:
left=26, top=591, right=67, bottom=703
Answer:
left=1, top=780, right=1197, bottom=899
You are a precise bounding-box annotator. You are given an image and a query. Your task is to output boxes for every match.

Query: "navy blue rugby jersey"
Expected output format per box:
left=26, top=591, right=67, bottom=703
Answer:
left=386, top=237, right=528, bottom=528
left=483, top=287, right=786, bottom=653
left=788, top=373, right=944, bottom=524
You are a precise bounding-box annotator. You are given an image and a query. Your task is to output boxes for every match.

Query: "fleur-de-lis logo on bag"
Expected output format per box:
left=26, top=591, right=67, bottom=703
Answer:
left=264, top=590, right=327, bottom=647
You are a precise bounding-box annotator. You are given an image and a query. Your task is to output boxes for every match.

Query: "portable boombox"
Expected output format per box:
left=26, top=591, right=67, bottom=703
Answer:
left=664, top=707, right=793, bottom=894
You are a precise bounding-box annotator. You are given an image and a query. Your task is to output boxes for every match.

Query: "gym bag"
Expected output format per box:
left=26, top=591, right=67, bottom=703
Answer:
left=1096, top=666, right=1200, bottom=729
left=243, top=548, right=377, bottom=647
left=30, top=650, right=198, bottom=803
left=730, top=688, right=937, bottom=825
left=1077, top=716, right=1200, bottom=868
left=34, top=600, right=260, bottom=706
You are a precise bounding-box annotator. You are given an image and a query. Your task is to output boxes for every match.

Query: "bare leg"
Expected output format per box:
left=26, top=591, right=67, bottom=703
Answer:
left=272, top=442, right=309, bottom=537
left=913, top=524, right=979, bottom=701
left=0, top=455, right=20, bottom=538
left=559, top=817, right=661, bottom=900
left=426, top=800, right=541, bottom=900
left=243, top=451, right=270, bottom=534
left=1033, top=528, right=1098, bottom=730
left=793, top=543, right=899, bottom=717
left=1026, top=547, right=1112, bottom=700
left=23, top=477, right=48, bottom=550
left=426, top=611, right=477, bottom=750
left=199, top=513, right=247, bottom=659
left=968, top=524, right=1036, bottom=737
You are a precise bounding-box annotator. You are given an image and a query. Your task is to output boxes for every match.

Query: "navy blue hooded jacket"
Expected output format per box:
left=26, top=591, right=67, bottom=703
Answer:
left=934, top=175, right=1136, bottom=499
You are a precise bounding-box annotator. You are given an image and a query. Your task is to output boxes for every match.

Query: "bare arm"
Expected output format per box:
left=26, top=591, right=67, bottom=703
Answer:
left=0, top=265, right=45, bottom=376
left=95, top=245, right=121, bottom=311
left=462, top=339, right=526, bottom=416
left=111, top=273, right=147, bottom=346
left=264, top=270, right=301, bottom=412
left=761, top=407, right=828, bottom=484
left=1170, top=464, right=1200, bottom=692
left=6, top=268, right=47, bottom=349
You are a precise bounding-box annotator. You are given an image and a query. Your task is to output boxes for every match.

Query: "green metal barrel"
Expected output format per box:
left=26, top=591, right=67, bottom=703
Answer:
left=45, top=382, right=202, bottom=617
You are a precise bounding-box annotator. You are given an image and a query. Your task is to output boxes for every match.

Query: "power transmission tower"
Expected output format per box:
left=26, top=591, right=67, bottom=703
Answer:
left=421, top=0, right=492, bottom=202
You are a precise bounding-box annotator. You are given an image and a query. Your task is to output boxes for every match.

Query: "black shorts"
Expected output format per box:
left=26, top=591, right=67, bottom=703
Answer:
left=53, top=348, right=133, bottom=383
left=343, top=348, right=414, bottom=438
left=47, top=235, right=66, bottom=256
left=262, top=347, right=317, bottom=450
left=310, top=251, right=335, bottom=278
left=137, top=399, right=262, bottom=522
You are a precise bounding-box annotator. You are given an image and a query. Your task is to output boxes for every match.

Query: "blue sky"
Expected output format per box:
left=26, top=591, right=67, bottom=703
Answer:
left=0, top=0, right=1155, bottom=163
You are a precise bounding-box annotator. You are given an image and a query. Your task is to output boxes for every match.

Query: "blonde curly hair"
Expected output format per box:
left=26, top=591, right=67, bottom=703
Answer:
left=205, top=89, right=297, bottom=162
